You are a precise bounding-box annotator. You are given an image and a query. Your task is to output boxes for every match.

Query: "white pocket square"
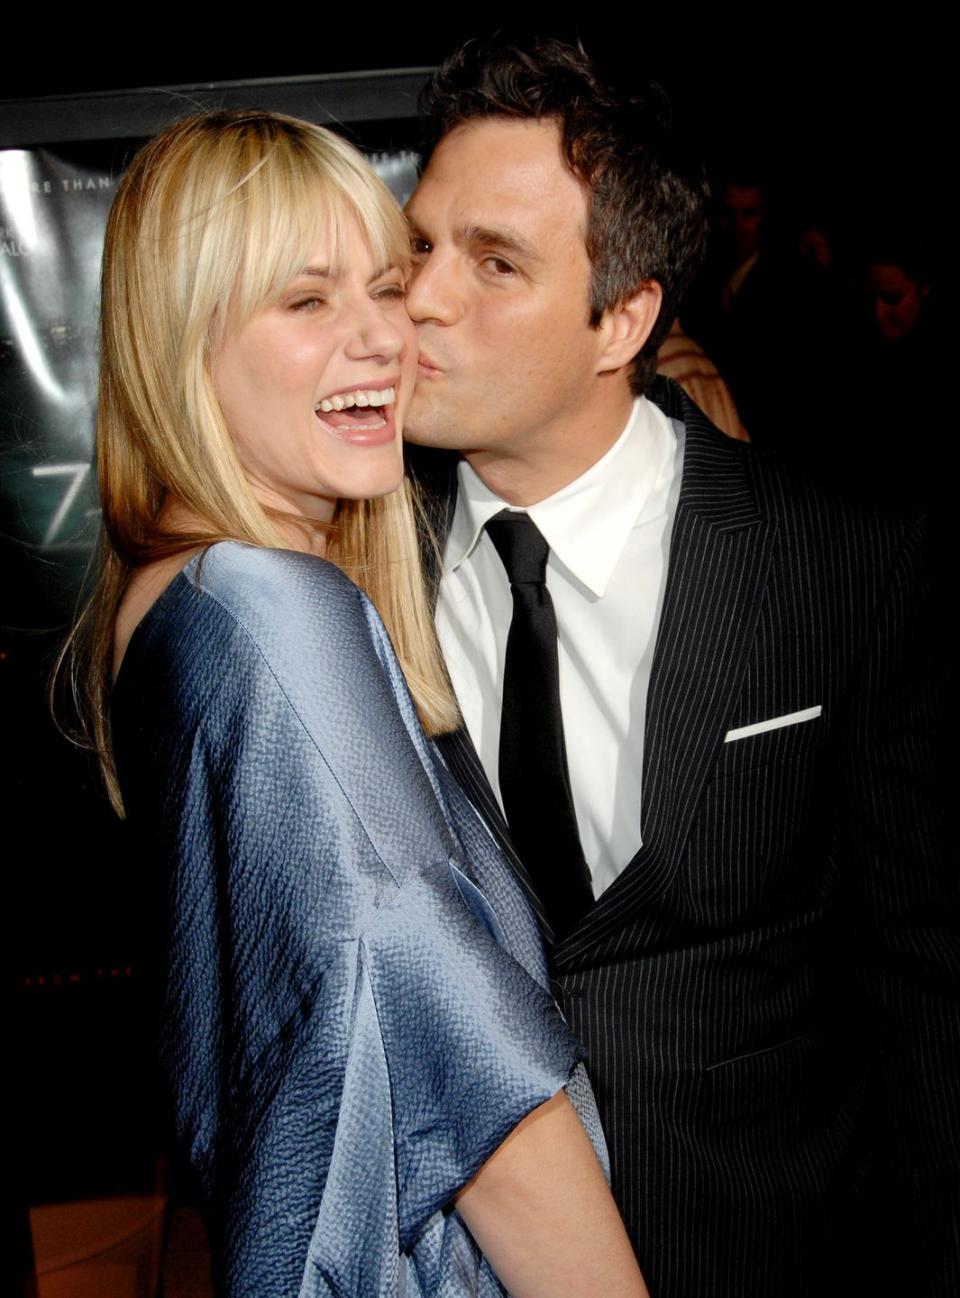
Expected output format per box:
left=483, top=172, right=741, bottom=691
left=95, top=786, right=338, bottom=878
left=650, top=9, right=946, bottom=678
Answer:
left=724, top=705, right=822, bottom=743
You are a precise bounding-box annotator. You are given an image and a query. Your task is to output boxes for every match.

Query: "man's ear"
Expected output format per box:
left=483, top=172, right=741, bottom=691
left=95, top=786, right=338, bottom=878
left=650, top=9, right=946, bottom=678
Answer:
left=595, top=281, right=663, bottom=374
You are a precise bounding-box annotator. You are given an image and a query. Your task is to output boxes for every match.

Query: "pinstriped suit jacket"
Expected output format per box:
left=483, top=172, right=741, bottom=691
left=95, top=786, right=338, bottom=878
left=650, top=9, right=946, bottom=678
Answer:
left=412, top=377, right=960, bottom=1298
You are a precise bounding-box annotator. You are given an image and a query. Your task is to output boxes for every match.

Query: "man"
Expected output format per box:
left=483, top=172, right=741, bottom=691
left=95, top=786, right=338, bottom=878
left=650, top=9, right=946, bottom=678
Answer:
left=403, top=37, right=959, bottom=1298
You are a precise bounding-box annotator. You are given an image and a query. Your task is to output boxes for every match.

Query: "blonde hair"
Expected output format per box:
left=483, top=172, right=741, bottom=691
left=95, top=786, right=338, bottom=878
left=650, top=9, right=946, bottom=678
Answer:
left=70, top=110, right=456, bottom=814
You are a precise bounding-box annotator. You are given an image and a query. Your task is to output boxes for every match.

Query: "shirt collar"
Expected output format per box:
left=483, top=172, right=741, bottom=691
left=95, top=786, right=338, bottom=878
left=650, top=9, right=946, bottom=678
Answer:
left=445, top=397, right=674, bottom=597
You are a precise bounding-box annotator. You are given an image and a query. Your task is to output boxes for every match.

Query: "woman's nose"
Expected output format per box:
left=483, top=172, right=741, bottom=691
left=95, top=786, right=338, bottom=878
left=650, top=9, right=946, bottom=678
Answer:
left=346, top=299, right=407, bottom=362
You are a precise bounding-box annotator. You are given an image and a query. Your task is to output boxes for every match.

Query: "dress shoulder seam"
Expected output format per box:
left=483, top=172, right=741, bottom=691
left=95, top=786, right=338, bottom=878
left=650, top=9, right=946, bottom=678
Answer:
left=192, top=579, right=403, bottom=889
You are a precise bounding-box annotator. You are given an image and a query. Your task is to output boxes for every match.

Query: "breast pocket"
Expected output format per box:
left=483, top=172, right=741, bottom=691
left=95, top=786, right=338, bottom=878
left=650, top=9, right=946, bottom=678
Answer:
left=683, top=706, right=833, bottom=924
left=704, top=1029, right=827, bottom=1126
left=713, top=704, right=826, bottom=782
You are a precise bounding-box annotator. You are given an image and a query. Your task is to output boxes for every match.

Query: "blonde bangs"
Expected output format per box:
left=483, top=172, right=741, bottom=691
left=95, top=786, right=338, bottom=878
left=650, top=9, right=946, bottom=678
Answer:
left=221, top=125, right=413, bottom=329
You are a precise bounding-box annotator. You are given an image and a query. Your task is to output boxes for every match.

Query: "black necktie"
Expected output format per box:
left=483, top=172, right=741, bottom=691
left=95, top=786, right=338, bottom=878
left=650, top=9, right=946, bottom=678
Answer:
left=484, top=510, right=594, bottom=937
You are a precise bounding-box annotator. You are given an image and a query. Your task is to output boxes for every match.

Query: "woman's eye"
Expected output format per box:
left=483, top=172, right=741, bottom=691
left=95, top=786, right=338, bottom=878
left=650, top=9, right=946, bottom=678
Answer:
left=374, top=283, right=407, bottom=301
left=290, top=296, right=326, bottom=312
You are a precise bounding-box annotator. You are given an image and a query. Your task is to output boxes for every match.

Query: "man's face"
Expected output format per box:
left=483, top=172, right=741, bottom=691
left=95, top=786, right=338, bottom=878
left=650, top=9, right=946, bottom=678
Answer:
left=404, top=118, right=618, bottom=475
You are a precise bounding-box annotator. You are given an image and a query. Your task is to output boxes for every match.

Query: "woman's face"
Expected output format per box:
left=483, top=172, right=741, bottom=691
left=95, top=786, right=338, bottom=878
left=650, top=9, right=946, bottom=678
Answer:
left=214, top=212, right=417, bottom=525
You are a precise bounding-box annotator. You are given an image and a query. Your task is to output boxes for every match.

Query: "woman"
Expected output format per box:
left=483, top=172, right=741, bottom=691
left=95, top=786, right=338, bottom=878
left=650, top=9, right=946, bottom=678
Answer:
left=72, top=111, right=646, bottom=1297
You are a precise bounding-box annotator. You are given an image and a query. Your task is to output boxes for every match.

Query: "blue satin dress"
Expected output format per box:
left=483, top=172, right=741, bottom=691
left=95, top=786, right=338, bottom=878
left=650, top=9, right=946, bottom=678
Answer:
left=112, top=542, right=605, bottom=1298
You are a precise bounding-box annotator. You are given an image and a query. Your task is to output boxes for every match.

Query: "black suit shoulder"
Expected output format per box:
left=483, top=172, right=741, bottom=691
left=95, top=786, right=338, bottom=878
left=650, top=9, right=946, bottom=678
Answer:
left=657, top=373, right=931, bottom=629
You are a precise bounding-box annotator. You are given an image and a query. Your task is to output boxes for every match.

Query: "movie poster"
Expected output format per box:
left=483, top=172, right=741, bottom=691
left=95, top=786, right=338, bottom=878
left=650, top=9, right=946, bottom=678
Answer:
left=2, top=140, right=152, bottom=1210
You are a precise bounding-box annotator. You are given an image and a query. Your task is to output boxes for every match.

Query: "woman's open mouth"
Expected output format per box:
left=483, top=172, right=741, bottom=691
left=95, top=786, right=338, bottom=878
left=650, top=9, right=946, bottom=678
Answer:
left=314, top=385, right=397, bottom=444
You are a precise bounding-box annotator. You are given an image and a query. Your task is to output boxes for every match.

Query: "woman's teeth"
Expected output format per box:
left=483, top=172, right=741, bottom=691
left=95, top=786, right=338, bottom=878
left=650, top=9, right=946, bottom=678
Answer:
left=316, top=386, right=395, bottom=413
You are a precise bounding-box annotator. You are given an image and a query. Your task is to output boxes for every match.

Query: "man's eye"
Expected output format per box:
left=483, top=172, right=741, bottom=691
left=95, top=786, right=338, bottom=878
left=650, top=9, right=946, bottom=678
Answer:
left=482, top=256, right=516, bottom=276
left=411, top=237, right=432, bottom=257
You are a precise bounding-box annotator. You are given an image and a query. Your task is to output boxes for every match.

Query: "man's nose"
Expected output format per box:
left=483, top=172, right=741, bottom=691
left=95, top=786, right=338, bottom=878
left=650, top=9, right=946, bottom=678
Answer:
left=405, top=253, right=463, bottom=326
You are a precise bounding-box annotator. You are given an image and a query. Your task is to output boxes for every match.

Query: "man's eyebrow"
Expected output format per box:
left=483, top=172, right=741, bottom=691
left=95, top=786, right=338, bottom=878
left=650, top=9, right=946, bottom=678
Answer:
left=462, top=223, right=542, bottom=263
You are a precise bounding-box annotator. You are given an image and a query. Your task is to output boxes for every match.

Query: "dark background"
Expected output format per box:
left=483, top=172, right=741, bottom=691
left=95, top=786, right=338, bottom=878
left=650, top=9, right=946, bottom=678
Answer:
left=8, top=12, right=947, bottom=1217
left=4, top=18, right=946, bottom=234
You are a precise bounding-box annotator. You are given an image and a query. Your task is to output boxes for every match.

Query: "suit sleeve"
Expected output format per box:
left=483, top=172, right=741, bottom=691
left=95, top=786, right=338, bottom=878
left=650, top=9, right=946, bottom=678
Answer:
left=838, top=514, right=960, bottom=1294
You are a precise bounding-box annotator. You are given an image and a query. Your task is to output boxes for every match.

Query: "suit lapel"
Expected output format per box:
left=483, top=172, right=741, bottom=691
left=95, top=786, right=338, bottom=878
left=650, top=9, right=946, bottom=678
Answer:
left=412, top=447, right=560, bottom=949
left=408, top=444, right=459, bottom=600
left=560, top=380, right=777, bottom=961
left=434, top=727, right=557, bottom=949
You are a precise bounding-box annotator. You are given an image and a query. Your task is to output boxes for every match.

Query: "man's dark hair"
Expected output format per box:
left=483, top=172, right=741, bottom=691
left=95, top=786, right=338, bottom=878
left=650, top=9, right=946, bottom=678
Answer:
left=420, top=37, right=709, bottom=393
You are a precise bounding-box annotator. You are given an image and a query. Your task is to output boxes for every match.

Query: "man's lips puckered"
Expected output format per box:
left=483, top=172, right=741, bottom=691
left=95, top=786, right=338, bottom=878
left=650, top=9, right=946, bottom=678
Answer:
left=416, top=353, right=443, bottom=376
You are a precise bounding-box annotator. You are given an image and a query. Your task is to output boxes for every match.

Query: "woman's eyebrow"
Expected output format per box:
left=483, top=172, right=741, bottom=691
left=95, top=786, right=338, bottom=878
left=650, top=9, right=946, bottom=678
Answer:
left=295, top=263, right=398, bottom=282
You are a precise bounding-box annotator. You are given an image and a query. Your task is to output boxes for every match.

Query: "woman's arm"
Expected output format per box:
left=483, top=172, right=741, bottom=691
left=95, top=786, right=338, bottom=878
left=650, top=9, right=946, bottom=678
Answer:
left=455, top=1090, right=649, bottom=1298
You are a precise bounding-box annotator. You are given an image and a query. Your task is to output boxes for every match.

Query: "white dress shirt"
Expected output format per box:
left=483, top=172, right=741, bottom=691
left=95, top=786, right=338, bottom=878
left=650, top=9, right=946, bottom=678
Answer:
left=437, top=397, right=683, bottom=897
